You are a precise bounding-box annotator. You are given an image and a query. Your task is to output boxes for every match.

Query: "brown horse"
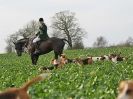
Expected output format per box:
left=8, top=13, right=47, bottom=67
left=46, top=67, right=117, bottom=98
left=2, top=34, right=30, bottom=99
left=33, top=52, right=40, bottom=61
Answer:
left=14, top=37, right=70, bottom=65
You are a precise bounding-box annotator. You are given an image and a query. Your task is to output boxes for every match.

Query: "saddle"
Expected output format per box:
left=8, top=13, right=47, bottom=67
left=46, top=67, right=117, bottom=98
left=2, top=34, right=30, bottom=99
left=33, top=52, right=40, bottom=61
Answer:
left=34, top=39, right=48, bottom=50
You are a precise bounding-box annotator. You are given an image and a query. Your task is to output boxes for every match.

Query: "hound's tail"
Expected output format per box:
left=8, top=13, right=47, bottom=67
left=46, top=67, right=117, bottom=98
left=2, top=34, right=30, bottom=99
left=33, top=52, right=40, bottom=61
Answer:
left=21, top=73, right=51, bottom=91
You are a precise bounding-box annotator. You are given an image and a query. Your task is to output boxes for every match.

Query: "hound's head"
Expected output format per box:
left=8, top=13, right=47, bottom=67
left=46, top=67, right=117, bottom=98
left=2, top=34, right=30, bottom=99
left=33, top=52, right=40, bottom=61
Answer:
left=117, top=80, right=133, bottom=99
left=109, top=53, right=127, bottom=63
left=60, top=54, right=69, bottom=64
left=60, top=54, right=67, bottom=58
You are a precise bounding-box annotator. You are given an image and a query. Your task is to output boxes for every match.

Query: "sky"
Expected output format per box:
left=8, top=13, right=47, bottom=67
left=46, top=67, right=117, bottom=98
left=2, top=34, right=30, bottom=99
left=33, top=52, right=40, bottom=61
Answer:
left=0, top=0, right=133, bottom=53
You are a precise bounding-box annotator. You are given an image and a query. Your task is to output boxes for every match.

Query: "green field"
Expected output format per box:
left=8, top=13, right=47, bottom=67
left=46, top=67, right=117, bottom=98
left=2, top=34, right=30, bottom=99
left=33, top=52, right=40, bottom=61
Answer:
left=0, top=47, right=133, bottom=99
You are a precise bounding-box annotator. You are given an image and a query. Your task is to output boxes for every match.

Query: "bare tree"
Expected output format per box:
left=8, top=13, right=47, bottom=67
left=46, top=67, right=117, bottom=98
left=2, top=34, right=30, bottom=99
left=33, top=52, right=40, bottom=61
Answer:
left=125, top=37, right=133, bottom=46
left=5, top=38, right=14, bottom=53
left=18, top=20, right=39, bottom=38
left=93, top=36, right=108, bottom=48
left=5, top=20, right=39, bottom=53
left=51, top=10, right=86, bottom=48
left=5, top=34, right=18, bottom=53
left=73, top=37, right=84, bottom=49
left=115, top=36, right=133, bottom=47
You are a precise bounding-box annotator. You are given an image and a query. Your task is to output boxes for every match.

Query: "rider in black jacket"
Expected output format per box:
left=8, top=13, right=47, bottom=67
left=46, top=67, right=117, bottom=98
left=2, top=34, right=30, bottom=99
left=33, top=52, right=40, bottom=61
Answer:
left=33, top=18, right=49, bottom=51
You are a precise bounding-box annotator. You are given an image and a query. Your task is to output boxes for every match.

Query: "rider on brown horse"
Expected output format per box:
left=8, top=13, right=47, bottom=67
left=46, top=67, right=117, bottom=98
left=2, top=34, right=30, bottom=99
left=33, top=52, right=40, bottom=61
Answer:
left=33, top=18, right=49, bottom=52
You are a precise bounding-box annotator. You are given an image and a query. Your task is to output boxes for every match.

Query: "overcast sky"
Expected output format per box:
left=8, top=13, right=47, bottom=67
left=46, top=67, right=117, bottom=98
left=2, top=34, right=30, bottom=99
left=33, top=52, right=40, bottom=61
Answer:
left=0, top=0, right=133, bottom=53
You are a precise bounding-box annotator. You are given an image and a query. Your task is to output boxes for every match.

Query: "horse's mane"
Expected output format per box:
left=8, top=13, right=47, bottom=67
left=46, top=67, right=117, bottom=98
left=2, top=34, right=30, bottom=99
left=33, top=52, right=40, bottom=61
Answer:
left=17, top=38, right=29, bottom=43
left=17, top=38, right=29, bottom=42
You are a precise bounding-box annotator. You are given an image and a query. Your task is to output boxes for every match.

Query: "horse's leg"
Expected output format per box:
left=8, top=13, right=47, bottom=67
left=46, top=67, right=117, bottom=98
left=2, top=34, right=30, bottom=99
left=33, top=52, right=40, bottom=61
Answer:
left=54, top=49, right=64, bottom=68
left=54, top=51, right=58, bottom=59
left=31, top=53, right=36, bottom=65
left=53, top=51, right=59, bottom=65
left=58, top=43, right=65, bottom=57
left=54, top=46, right=64, bottom=59
left=31, top=53, right=39, bottom=65
left=59, top=49, right=63, bottom=57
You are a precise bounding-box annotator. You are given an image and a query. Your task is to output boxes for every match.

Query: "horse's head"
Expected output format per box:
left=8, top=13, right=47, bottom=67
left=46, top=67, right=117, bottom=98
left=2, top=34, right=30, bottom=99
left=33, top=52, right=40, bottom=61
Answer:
left=14, top=38, right=29, bottom=56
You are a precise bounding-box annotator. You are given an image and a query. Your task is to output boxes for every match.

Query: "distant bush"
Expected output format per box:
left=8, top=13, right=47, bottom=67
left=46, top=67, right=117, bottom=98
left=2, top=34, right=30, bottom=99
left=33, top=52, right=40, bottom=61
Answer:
left=93, top=36, right=108, bottom=48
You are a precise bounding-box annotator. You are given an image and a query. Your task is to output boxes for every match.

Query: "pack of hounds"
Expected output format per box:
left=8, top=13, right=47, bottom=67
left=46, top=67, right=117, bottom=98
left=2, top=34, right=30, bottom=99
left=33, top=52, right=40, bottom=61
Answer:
left=40, top=52, right=127, bottom=71
left=0, top=52, right=132, bottom=99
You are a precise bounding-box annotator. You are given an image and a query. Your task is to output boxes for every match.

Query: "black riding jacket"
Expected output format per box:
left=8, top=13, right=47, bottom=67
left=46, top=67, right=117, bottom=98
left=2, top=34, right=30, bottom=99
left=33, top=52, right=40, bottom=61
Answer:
left=36, top=23, right=49, bottom=40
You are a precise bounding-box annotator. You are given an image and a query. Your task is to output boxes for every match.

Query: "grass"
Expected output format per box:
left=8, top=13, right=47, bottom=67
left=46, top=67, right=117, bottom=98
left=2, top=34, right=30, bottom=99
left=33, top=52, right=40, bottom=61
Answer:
left=0, top=47, right=133, bottom=99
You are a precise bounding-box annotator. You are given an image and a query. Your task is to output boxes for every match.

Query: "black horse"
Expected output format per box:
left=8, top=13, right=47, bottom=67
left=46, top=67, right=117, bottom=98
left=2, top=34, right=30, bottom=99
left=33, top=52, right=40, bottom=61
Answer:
left=14, top=37, right=70, bottom=65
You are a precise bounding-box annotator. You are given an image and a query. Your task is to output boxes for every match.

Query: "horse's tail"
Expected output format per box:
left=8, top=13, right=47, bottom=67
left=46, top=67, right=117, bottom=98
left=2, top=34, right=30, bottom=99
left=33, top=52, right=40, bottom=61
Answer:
left=62, top=39, right=72, bottom=48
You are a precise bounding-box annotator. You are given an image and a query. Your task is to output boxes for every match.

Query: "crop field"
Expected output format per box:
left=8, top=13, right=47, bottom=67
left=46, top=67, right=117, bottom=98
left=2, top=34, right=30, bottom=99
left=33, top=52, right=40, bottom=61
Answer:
left=0, top=47, right=133, bottom=99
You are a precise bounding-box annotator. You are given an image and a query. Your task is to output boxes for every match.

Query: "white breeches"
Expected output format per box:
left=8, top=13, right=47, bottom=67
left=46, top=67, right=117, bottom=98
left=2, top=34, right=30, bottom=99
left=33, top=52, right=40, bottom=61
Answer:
left=33, top=36, right=40, bottom=43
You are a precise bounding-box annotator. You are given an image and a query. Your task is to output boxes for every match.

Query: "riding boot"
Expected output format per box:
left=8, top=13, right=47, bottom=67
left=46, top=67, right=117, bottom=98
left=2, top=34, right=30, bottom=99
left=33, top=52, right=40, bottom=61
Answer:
left=34, top=42, right=38, bottom=50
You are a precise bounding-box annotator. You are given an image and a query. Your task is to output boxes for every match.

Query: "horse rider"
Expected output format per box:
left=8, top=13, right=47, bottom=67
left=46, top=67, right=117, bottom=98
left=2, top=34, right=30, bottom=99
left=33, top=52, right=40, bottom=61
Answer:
left=33, top=18, right=49, bottom=51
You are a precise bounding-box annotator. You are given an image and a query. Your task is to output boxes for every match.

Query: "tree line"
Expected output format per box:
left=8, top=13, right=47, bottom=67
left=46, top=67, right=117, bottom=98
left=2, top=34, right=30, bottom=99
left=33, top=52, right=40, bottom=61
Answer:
left=93, top=36, right=133, bottom=48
